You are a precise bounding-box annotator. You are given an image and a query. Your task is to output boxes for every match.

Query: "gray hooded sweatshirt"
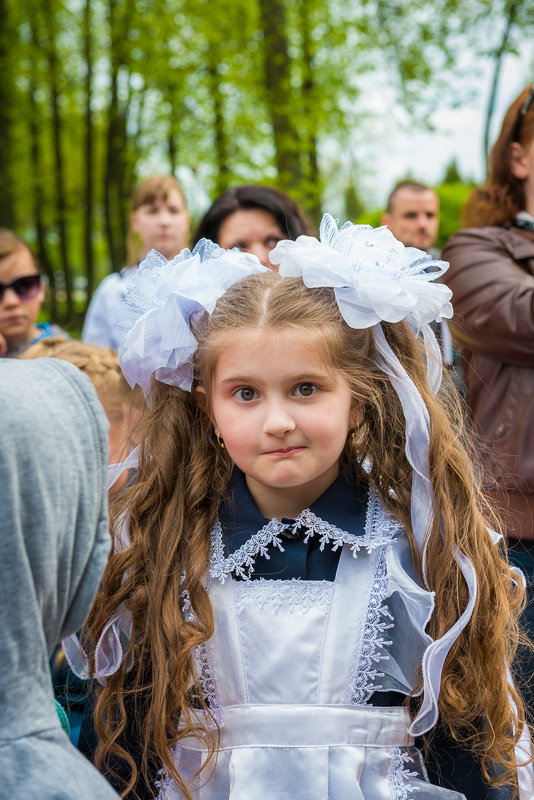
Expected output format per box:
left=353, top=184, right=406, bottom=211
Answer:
left=0, top=359, right=119, bottom=799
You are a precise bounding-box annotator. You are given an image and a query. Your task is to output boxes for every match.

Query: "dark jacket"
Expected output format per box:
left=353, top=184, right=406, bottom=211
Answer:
left=441, top=225, right=534, bottom=539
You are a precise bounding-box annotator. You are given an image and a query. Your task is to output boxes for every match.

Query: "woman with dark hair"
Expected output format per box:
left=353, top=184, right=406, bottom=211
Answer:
left=442, top=84, right=534, bottom=716
left=193, top=185, right=314, bottom=267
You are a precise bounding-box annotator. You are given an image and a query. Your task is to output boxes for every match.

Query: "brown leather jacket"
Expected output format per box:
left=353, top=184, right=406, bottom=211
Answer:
left=441, top=226, right=534, bottom=539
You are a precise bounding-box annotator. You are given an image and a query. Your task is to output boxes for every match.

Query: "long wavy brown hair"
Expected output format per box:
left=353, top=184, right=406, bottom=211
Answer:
left=462, top=84, right=534, bottom=227
left=88, top=270, right=529, bottom=798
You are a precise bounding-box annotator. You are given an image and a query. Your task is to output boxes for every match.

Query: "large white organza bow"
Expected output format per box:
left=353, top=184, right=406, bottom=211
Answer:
left=117, top=240, right=269, bottom=397
left=270, top=214, right=453, bottom=330
left=274, top=215, right=475, bottom=737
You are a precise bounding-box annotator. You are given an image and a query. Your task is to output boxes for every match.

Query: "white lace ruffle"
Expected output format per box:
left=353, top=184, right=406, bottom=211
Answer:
left=387, top=748, right=421, bottom=800
left=209, top=493, right=401, bottom=584
left=181, top=588, right=223, bottom=727
left=234, top=578, right=334, bottom=615
left=346, top=545, right=394, bottom=703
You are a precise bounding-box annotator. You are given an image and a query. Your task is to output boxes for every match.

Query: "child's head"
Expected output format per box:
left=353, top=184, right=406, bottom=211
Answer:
left=0, top=229, right=44, bottom=350
left=120, top=219, right=452, bottom=532
left=193, top=271, right=420, bottom=517
left=128, top=175, right=189, bottom=263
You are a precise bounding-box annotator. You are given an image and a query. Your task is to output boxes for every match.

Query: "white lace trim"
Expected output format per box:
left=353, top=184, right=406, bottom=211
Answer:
left=234, top=578, right=333, bottom=615
left=181, top=589, right=223, bottom=728
left=209, top=492, right=400, bottom=583
left=344, top=491, right=398, bottom=703
left=387, top=748, right=421, bottom=800
left=345, top=545, right=394, bottom=703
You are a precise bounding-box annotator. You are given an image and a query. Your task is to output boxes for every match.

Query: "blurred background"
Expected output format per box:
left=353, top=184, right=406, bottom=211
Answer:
left=0, top=0, right=532, bottom=330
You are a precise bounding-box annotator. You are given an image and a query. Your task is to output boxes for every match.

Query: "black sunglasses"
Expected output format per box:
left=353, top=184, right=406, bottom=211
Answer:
left=0, top=274, right=42, bottom=303
left=511, top=83, right=534, bottom=143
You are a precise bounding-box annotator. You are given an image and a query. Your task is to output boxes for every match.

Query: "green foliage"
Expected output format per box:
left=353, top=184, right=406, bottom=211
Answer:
left=435, top=181, right=473, bottom=247
left=0, top=0, right=528, bottom=323
left=441, top=158, right=464, bottom=184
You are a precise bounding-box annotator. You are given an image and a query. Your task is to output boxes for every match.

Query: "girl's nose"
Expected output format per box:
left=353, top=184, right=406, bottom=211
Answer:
left=263, top=402, right=296, bottom=436
left=0, top=287, right=21, bottom=307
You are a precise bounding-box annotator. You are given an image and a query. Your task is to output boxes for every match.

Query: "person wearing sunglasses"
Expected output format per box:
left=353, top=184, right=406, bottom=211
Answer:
left=442, top=84, right=534, bottom=719
left=0, top=229, right=68, bottom=358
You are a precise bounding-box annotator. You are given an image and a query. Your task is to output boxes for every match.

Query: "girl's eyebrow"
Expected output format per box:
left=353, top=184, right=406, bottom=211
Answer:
left=219, top=371, right=332, bottom=385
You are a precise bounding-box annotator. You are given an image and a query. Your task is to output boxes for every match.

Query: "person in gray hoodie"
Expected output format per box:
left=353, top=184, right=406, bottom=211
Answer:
left=0, top=358, right=119, bottom=799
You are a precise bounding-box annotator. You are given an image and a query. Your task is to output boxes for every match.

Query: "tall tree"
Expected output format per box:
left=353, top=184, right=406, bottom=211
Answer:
left=27, top=8, right=57, bottom=317
left=0, top=0, right=16, bottom=227
left=42, top=0, right=73, bottom=321
left=104, top=0, right=137, bottom=271
left=258, top=0, right=303, bottom=192
left=83, top=0, right=96, bottom=304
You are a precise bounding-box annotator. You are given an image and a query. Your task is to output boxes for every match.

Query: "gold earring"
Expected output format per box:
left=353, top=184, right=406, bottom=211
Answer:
left=216, top=432, right=225, bottom=448
left=349, top=422, right=360, bottom=440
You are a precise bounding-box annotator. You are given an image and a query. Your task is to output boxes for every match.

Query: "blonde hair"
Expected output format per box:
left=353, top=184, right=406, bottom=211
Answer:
left=22, top=339, right=143, bottom=427
left=89, top=271, right=528, bottom=797
left=127, top=175, right=187, bottom=264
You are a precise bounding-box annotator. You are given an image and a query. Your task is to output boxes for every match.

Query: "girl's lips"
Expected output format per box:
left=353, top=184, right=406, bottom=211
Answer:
left=264, top=446, right=305, bottom=456
left=3, top=315, right=25, bottom=325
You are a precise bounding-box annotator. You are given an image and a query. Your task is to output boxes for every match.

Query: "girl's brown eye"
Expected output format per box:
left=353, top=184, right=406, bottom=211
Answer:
left=296, top=383, right=316, bottom=397
left=237, top=387, right=257, bottom=402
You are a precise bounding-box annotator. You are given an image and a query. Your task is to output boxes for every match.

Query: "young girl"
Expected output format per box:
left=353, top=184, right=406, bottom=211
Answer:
left=82, top=175, right=190, bottom=351
left=77, top=217, right=531, bottom=799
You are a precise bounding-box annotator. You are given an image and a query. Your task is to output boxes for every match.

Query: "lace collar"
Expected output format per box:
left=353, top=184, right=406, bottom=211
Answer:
left=209, top=482, right=401, bottom=583
left=219, top=469, right=368, bottom=547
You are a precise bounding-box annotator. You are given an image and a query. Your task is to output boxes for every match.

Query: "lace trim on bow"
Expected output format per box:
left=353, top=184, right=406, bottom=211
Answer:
left=209, top=492, right=400, bottom=583
left=233, top=578, right=334, bottom=615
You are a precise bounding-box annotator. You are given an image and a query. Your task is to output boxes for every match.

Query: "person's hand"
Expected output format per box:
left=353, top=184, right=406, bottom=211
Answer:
left=0, top=333, right=7, bottom=357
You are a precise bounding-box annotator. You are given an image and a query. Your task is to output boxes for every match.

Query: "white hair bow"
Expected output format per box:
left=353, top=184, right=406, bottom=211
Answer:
left=117, top=240, right=269, bottom=397
left=269, top=213, right=453, bottom=329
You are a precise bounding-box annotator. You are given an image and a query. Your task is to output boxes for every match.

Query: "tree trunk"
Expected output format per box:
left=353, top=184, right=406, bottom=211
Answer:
left=209, top=58, right=231, bottom=196
left=43, top=0, right=73, bottom=322
left=258, top=0, right=303, bottom=192
left=299, top=0, right=321, bottom=223
left=83, top=0, right=95, bottom=307
left=0, top=0, right=16, bottom=228
left=28, top=10, right=56, bottom=316
left=104, top=0, right=132, bottom=271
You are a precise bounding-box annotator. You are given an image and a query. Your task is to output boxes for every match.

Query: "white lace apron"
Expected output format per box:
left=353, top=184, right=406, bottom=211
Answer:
left=157, top=496, right=465, bottom=800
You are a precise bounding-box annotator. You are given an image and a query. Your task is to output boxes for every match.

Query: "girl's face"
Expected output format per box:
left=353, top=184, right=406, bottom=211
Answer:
left=210, top=327, right=360, bottom=519
left=130, top=189, right=189, bottom=259
left=217, top=209, right=285, bottom=268
left=0, top=248, right=44, bottom=347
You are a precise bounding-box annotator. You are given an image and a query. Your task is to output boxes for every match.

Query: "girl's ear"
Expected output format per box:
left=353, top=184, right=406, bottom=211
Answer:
left=349, top=401, right=364, bottom=430
left=509, top=142, right=529, bottom=180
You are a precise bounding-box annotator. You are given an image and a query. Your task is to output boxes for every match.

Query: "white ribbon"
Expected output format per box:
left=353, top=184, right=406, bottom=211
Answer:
left=107, top=444, right=140, bottom=490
